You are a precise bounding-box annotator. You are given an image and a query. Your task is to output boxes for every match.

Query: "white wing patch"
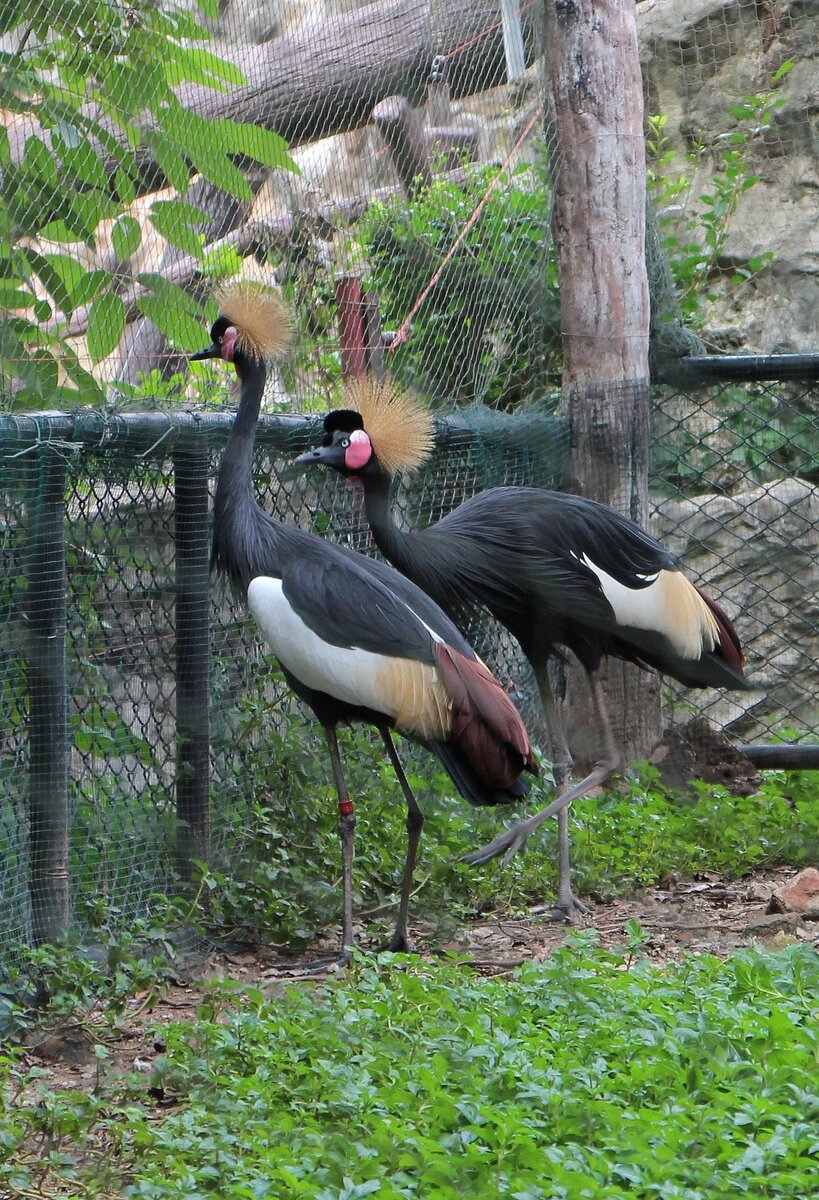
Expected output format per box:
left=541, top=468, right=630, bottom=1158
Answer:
left=579, top=556, right=720, bottom=660
left=246, top=577, right=451, bottom=738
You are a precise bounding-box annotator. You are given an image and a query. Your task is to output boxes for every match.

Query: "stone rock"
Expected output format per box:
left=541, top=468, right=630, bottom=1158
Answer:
left=655, top=479, right=819, bottom=737
left=767, top=867, right=819, bottom=918
left=745, top=910, right=806, bottom=937
left=638, top=0, right=819, bottom=353
left=649, top=716, right=762, bottom=793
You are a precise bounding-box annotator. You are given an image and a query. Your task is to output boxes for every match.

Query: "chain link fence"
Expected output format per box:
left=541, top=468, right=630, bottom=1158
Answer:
left=2, top=0, right=818, bottom=962
left=0, top=405, right=568, bottom=958
left=652, top=357, right=819, bottom=741
left=2, top=365, right=818, bottom=961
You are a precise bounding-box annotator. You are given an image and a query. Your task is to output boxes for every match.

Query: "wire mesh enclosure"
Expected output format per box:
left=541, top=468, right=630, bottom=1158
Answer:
left=2, top=363, right=818, bottom=961
left=2, top=0, right=818, bottom=965
left=0, top=405, right=568, bottom=957
left=651, top=357, right=819, bottom=740
left=2, top=0, right=816, bottom=407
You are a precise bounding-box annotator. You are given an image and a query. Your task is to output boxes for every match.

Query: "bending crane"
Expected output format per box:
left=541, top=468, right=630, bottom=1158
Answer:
left=295, top=376, right=751, bottom=919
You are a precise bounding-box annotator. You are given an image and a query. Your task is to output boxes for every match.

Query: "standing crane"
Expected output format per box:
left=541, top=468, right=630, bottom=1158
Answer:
left=295, top=375, right=752, bottom=920
left=189, top=286, right=538, bottom=959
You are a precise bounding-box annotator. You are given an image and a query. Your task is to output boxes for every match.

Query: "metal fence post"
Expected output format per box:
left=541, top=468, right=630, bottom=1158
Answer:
left=173, top=440, right=211, bottom=882
left=26, top=448, right=69, bottom=945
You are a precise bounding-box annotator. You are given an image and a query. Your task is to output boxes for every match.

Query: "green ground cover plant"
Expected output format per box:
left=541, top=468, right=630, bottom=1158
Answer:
left=193, top=708, right=819, bottom=947
left=2, top=940, right=817, bottom=1198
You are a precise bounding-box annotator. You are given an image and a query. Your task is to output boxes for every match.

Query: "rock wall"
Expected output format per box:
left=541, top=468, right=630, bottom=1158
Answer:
left=655, top=478, right=819, bottom=736
left=638, top=0, right=818, bottom=353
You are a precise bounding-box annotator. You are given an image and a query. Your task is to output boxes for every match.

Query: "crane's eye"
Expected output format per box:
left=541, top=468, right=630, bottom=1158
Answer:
left=340, top=438, right=350, bottom=448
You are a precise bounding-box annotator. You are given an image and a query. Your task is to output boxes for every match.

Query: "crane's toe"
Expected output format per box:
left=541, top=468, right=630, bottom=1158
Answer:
left=549, top=892, right=591, bottom=923
left=461, top=822, right=533, bottom=868
left=380, top=929, right=414, bottom=954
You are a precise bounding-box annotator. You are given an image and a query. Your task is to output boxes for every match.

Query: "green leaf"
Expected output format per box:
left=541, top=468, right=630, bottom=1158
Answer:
left=21, top=134, right=59, bottom=186
left=86, top=292, right=126, bottom=361
left=0, top=2, right=23, bottom=35
left=201, top=244, right=244, bottom=279
left=165, top=46, right=247, bottom=91
left=111, top=215, right=141, bottom=263
left=53, top=118, right=83, bottom=150
left=21, top=247, right=76, bottom=314
left=57, top=141, right=108, bottom=190
left=39, top=256, right=109, bottom=310
left=149, top=199, right=208, bottom=258
left=228, top=121, right=299, bottom=175
left=114, top=168, right=138, bottom=205
left=168, top=105, right=252, bottom=200
left=136, top=293, right=206, bottom=350
left=146, top=129, right=192, bottom=194
left=194, top=0, right=220, bottom=24
left=61, top=347, right=105, bottom=403
left=0, top=284, right=34, bottom=309
left=105, top=59, right=168, bottom=119
left=135, top=272, right=208, bottom=349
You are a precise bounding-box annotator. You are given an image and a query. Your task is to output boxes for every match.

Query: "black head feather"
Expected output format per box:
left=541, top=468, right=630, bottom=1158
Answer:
left=324, top=409, right=364, bottom=434
left=210, top=315, right=232, bottom=343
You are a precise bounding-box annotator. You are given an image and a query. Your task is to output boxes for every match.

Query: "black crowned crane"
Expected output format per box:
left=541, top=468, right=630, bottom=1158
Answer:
left=295, top=375, right=752, bottom=921
left=189, top=286, right=539, bottom=960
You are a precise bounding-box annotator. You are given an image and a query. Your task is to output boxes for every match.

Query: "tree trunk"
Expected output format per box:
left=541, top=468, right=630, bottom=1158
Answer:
left=8, top=0, right=539, bottom=191
left=546, top=0, right=659, bottom=767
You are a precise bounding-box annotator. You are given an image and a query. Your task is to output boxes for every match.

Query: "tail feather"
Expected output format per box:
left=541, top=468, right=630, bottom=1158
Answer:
left=433, top=643, right=537, bottom=791
left=427, top=739, right=530, bottom=807
left=693, top=584, right=746, bottom=674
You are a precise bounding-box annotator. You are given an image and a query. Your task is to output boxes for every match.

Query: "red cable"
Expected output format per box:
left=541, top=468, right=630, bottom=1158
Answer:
left=389, top=105, right=543, bottom=352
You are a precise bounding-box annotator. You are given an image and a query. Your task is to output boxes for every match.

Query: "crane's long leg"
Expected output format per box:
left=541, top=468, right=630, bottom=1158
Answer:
left=463, top=665, right=621, bottom=895
left=325, top=727, right=356, bottom=958
left=585, top=667, right=624, bottom=783
left=380, top=729, right=424, bottom=953
left=534, top=665, right=589, bottom=922
left=269, top=729, right=357, bottom=975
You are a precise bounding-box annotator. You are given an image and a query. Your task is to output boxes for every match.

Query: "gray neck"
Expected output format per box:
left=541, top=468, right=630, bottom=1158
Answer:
left=359, top=470, right=416, bottom=574
left=212, top=358, right=283, bottom=593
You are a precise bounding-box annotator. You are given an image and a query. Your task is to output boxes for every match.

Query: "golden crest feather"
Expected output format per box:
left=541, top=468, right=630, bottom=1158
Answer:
left=214, top=281, right=292, bottom=361
left=342, top=375, right=435, bottom=476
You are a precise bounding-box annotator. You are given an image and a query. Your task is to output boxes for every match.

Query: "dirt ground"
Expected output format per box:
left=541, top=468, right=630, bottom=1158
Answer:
left=20, top=866, right=818, bottom=1100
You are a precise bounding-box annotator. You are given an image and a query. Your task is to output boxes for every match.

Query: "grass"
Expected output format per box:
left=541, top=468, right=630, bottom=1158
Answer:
left=2, top=939, right=818, bottom=1198
left=192, top=734, right=819, bottom=946
left=2, top=757, right=817, bottom=1197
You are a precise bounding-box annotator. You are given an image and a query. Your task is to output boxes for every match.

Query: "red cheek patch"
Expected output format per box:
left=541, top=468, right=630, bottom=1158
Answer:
left=345, top=430, right=372, bottom=470
left=220, top=327, right=238, bottom=362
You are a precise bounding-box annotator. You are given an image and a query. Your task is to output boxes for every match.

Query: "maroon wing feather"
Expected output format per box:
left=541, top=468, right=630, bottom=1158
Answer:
left=693, top=584, right=746, bottom=672
left=434, top=643, right=537, bottom=790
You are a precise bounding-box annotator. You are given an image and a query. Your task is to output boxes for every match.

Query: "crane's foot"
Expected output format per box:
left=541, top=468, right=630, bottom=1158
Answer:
left=379, top=928, right=414, bottom=954
left=460, top=815, right=539, bottom=868
left=549, top=891, right=591, bottom=924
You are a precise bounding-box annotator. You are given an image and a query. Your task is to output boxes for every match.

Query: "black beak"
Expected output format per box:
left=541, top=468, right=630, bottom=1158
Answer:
left=189, top=344, right=219, bottom=361
left=294, top=446, right=331, bottom=466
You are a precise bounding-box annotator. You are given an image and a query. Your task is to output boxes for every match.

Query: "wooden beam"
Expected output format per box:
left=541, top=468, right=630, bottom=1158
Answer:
left=373, top=96, right=432, bottom=197
left=547, top=0, right=656, bottom=767
left=8, top=0, right=537, bottom=195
